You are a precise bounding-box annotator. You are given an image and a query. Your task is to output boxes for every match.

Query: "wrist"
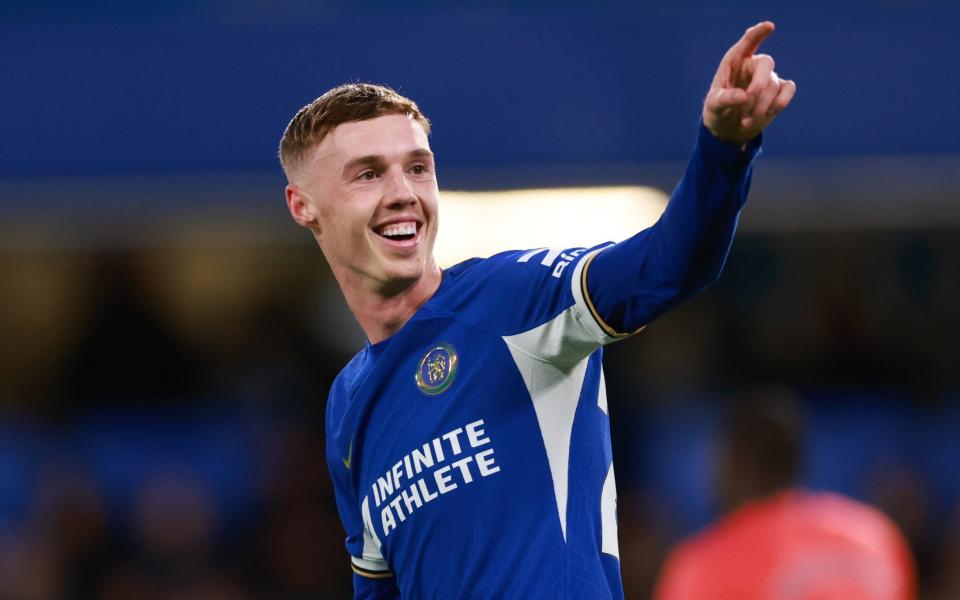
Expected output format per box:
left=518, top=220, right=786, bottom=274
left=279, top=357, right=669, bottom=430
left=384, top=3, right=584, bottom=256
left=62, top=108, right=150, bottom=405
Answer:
left=698, top=119, right=763, bottom=159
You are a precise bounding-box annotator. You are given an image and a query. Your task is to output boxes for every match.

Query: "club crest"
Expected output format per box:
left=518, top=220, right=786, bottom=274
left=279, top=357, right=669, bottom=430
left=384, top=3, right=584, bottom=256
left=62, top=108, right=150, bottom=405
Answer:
left=415, top=343, right=458, bottom=395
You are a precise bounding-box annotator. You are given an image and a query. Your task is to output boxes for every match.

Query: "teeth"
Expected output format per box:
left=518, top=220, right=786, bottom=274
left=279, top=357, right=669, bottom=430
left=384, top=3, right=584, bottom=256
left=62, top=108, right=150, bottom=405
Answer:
left=379, top=222, right=417, bottom=237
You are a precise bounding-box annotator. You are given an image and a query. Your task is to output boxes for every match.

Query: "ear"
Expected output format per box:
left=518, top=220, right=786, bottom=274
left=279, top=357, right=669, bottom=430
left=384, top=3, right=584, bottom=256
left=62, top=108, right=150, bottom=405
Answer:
left=286, top=184, right=320, bottom=230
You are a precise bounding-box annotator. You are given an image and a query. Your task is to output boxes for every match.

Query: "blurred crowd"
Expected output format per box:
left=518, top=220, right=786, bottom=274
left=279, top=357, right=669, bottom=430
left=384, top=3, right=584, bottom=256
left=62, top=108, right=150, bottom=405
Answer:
left=0, top=420, right=351, bottom=599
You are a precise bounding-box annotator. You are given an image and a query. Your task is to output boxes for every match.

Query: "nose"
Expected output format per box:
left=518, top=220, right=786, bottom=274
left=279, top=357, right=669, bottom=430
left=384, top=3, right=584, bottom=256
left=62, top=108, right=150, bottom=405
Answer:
left=383, top=166, right=417, bottom=208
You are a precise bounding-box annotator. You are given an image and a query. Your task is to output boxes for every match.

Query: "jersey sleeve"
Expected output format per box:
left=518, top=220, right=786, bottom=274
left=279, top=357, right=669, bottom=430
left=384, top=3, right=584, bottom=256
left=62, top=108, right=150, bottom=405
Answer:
left=325, top=371, right=397, bottom=595
left=352, top=573, right=401, bottom=599
left=584, top=121, right=762, bottom=334
left=455, top=243, right=622, bottom=367
left=456, top=122, right=760, bottom=365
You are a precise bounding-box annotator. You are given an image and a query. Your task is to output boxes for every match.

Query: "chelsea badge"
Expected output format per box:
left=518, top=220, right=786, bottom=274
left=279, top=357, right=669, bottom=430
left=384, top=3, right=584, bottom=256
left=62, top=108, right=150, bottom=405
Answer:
left=416, top=343, right=458, bottom=395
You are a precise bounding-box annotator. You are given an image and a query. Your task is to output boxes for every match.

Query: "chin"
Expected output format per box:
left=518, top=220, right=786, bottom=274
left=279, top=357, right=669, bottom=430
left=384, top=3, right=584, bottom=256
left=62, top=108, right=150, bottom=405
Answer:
left=389, top=265, right=424, bottom=284
left=378, top=261, right=425, bottom=291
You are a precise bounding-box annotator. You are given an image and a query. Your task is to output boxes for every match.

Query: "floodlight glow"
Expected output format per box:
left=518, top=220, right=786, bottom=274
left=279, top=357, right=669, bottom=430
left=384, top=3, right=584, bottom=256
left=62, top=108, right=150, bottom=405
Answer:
left=433, top=186, right=669, bottom=268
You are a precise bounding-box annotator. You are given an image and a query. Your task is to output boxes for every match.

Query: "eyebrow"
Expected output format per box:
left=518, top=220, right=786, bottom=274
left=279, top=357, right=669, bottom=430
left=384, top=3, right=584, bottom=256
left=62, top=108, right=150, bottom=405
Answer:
left=341, top=149, right=434, bottom=177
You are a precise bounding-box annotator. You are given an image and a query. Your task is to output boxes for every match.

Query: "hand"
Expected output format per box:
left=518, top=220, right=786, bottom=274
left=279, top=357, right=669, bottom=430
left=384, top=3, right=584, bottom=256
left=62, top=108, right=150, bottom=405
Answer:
left=703, top=21, right=797, bottom=145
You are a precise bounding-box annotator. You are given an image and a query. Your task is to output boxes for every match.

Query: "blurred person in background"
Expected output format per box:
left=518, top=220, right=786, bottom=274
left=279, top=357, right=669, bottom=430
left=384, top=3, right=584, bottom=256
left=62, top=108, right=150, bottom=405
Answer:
left=654, top=387, right=916, bottom=600
left=279, top=21, right=794, bottom=599
left=51, top=250, right=205, bottom=411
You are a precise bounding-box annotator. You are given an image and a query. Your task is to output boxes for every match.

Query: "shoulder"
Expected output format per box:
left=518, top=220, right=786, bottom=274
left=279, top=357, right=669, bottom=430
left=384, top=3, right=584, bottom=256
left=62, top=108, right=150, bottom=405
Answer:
left=426, top=244, right=610, bottom=335
left=440, top=248, right=568, bottom=285
left=722, top=490, right=910, bottom=560
left=799, top=491, right=909, bottom=549
left=657, top=495, right=794, bottom=598
left=668, top=494, right=787, bottom=562
left=326, top=347, right=370, bottom=441
left=328, top=348, right=369, bottom=404
left=788, top=491, right=915, bottom=593
left=442, top=246, right=602, bottom=288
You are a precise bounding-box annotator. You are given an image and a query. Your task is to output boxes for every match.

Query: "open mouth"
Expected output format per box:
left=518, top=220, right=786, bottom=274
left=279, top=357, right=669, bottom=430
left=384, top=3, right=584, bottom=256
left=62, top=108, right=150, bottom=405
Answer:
left=374, top=221, right=420, bottom=243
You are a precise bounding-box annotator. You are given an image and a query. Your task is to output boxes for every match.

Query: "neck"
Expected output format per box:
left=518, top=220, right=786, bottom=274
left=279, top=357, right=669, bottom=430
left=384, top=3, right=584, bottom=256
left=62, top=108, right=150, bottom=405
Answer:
left=337, top=264, right=443, bottom=344
left=721, top=477, right=792, bottom=515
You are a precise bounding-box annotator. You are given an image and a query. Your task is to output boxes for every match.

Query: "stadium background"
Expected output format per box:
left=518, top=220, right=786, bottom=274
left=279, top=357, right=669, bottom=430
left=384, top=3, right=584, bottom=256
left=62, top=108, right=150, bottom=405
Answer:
left=1, top=1, right=958, bottom=597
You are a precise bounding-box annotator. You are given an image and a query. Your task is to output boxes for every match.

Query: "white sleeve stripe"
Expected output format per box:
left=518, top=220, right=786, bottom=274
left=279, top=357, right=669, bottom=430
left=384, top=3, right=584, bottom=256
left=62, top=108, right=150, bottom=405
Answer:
left=504, top=338, right=590, bottom=541
left=360, top=496, right=384, bottom=559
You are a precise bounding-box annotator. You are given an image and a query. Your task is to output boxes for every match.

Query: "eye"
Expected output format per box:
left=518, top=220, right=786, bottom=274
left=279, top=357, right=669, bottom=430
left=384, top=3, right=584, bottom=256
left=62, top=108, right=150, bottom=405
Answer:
left=357, top=170, right=377, bottom=181
left=410, top=163, right=428, bottom=175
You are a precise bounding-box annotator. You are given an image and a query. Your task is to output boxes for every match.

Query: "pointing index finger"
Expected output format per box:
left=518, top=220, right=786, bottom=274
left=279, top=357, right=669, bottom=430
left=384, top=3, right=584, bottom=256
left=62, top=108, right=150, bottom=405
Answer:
left=728, top=21, right=775, bottom=61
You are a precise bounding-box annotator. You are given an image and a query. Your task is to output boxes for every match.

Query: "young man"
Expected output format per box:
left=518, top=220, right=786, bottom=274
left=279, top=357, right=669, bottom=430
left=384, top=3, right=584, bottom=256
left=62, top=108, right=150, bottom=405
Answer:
left=280, top=21, right=794, bottom=599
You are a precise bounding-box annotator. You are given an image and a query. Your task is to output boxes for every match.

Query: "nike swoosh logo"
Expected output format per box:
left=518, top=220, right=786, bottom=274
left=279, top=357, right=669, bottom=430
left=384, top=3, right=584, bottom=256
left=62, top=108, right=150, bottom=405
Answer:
left=342, top=437, right=353, bottom=469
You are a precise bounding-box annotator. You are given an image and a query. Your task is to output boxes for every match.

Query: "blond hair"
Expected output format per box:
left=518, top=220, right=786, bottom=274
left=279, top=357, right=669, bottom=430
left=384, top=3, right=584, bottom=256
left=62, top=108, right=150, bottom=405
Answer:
left=278, top=83, right=431, bottom=181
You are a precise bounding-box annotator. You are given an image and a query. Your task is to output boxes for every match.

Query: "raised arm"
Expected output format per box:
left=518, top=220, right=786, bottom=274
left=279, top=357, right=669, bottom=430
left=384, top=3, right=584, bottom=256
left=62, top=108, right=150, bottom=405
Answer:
left=583, top=22, right=796, bottom=336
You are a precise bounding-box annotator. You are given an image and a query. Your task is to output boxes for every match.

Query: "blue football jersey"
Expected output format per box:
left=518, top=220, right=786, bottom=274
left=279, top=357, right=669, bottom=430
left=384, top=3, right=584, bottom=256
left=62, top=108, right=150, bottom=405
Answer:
left=328, top=243, right=625, bottom=599
left=325, top=123, right=762, bottom=599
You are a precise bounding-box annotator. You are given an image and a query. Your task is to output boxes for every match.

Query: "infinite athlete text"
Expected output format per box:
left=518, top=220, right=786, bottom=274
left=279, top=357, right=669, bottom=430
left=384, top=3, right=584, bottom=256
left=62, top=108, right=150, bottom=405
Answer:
left=367, top=419, right=500, bottom=537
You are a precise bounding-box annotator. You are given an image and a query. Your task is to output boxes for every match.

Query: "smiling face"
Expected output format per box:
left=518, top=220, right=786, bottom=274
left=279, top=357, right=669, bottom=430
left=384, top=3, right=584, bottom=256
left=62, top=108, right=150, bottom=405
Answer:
left=286, top=114, right=440, bottom=296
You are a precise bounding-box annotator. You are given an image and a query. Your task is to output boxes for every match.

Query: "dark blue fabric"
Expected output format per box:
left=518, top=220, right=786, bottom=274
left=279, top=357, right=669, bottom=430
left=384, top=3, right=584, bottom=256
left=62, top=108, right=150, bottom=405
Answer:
left=586, top=123, right=762, bottom=333
left=328, top=246, right=618, bottom=598
left=353, top=573, right=401, bottom=599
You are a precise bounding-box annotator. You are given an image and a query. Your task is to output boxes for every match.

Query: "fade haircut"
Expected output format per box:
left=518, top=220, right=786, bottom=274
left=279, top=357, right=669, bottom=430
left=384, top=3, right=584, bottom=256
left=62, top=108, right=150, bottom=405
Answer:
left=278, top=83, right=431, bottom=181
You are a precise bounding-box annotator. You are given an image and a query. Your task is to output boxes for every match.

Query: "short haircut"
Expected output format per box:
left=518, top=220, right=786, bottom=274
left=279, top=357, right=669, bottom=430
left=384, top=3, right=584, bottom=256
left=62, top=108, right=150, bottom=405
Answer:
left=278, top=83, right=431, bottom=181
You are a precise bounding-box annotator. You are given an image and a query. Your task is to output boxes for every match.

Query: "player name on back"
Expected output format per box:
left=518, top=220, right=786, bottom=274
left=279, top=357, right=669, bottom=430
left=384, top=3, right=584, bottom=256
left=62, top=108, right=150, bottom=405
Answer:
left=364, top=419, right=500, bottom=537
